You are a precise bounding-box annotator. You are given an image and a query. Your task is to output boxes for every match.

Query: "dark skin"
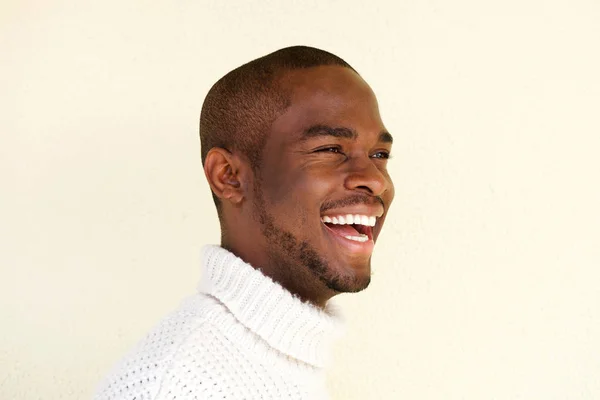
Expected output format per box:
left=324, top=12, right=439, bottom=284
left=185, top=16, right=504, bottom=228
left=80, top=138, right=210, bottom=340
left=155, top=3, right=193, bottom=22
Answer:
left=204, top=66, right=394, bottom=309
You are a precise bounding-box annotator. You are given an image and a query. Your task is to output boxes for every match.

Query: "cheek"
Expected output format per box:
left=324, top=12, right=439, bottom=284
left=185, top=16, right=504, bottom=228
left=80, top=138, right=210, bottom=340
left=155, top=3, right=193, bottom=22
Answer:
left=262, top=168, right=336, bottom=219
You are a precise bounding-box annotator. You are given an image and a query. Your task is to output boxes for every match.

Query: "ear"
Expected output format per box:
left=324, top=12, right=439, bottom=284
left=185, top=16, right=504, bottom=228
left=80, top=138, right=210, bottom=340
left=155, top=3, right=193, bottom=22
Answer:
left=203, top=148, right=245, bottom=206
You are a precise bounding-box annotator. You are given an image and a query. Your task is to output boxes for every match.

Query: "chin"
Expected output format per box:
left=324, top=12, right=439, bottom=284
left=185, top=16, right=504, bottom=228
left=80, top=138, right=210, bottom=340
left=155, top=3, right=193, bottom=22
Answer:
left=321, top=258, right=372, bottom=293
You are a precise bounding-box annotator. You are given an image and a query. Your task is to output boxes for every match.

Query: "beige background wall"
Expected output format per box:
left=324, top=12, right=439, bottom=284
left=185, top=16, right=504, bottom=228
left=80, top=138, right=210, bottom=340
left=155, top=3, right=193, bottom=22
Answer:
left=2, top=0, right=599, bottom=399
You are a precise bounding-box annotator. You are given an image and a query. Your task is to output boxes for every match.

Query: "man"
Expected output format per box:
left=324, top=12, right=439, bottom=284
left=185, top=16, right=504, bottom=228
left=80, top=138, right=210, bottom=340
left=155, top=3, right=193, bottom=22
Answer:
left=94, top=46, right=394, bottom=400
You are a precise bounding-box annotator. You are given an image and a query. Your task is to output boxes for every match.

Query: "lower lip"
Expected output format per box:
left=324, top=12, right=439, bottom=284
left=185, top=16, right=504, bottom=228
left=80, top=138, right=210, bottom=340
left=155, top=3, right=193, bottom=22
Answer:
left=322, top=223, right=375, bottom=255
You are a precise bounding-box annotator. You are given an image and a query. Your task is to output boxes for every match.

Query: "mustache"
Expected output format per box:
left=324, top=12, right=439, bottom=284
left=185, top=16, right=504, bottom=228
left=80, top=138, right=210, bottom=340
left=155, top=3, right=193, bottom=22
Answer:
left=321, top=194, right=385, bottom=213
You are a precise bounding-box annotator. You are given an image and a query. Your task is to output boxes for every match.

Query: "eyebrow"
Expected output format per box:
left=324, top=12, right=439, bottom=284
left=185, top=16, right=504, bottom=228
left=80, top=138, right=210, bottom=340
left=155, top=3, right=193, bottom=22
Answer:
left=301, top=124, right=393, bottom=144
left=379, top=131, right=394, bottom=144
left=302, top=125, right=357, bottom=140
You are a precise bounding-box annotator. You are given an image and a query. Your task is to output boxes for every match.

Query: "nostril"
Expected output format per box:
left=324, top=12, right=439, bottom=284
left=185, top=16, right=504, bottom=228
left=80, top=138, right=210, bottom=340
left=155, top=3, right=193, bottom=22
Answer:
left=356, top=185, right=373, bottom=194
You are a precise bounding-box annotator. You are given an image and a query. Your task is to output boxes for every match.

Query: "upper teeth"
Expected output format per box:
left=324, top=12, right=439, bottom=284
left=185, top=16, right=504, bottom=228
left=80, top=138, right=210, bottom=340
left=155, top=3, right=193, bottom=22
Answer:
left=321, top=214, right=377, bottom=227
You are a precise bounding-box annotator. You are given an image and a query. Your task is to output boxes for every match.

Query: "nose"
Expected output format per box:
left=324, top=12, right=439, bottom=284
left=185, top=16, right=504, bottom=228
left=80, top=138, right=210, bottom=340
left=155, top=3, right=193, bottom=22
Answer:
left=344, top=156, right=389, bottom=197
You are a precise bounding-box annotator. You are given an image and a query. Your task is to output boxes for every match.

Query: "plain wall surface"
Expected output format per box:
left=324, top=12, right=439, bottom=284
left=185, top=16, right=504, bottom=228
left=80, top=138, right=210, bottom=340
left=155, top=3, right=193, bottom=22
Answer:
left=1, top=1, right=599, bottom=399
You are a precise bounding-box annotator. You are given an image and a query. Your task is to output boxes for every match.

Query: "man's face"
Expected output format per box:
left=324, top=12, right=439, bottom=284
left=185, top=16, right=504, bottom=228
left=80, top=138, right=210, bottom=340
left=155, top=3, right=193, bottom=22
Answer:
left=252, top=66, right=394, bottom=294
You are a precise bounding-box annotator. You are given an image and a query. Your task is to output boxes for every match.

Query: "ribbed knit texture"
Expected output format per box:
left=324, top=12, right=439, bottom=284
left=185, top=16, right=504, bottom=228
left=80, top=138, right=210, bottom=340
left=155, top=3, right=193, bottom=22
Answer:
left=93, top=245, right=345, bottom=400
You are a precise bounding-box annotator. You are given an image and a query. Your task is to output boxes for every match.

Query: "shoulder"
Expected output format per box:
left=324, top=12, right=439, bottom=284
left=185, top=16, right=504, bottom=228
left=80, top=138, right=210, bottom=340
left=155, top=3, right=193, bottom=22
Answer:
left=92, top=294, right=223, bottom=400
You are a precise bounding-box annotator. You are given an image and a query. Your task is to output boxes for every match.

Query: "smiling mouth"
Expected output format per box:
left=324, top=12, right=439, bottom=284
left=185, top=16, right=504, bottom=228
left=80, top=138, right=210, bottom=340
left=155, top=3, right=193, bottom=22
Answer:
left=320, top=214, right=376, bottom=244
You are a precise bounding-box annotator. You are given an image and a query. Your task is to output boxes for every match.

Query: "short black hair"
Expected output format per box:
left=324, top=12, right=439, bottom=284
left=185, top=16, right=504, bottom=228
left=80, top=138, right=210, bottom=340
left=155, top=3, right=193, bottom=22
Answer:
left=199, top=45, right=356, bottom=207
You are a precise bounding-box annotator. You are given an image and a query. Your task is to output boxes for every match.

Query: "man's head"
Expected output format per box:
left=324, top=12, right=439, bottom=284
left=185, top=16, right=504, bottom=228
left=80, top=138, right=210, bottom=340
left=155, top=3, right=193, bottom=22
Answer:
left=200, top=46, right=394, bottom=307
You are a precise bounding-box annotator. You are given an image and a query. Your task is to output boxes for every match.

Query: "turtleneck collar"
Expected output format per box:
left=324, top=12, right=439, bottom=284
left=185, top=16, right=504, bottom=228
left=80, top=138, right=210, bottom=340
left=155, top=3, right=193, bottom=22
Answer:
left=197, top=245, right=345, bottom=368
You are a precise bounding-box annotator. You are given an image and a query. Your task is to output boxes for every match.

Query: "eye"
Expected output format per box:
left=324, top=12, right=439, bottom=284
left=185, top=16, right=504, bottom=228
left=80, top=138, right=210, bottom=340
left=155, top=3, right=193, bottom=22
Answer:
left=371, top=150, right=391, bottom=159
left=315, top=146, right=344, bottom=154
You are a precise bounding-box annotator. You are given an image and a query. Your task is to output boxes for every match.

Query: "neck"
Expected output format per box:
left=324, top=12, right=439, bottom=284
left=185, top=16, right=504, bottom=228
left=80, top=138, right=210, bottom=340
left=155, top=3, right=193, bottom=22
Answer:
left=221, top=234, right=337, bottom=309
left=199, top=245, right=345, bottom=368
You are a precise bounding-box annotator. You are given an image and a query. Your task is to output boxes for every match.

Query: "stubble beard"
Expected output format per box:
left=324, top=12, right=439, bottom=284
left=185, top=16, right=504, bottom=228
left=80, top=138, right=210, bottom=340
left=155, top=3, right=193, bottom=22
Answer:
left=252, top=180, right=371, bottom=294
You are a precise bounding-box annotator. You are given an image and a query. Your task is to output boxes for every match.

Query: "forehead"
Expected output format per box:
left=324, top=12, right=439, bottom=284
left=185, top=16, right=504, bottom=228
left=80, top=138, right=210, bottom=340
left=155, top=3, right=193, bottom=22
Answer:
left=269, top=66, right=386, bottom=143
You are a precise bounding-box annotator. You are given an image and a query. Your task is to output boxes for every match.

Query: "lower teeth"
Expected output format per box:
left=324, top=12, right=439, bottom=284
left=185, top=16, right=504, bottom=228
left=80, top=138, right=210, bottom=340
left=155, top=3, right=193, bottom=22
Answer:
left=344, top=234, right=369, bottom=243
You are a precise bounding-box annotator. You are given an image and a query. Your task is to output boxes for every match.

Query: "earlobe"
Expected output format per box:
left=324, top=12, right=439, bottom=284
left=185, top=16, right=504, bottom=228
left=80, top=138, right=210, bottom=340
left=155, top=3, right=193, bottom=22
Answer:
left=204, top=148, right=244, bottom=205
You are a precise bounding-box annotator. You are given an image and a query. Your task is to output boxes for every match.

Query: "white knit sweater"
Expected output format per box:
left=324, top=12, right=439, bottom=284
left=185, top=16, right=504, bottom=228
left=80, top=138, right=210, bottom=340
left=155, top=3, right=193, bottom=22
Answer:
left=93, top=245, right=345, bottom=400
